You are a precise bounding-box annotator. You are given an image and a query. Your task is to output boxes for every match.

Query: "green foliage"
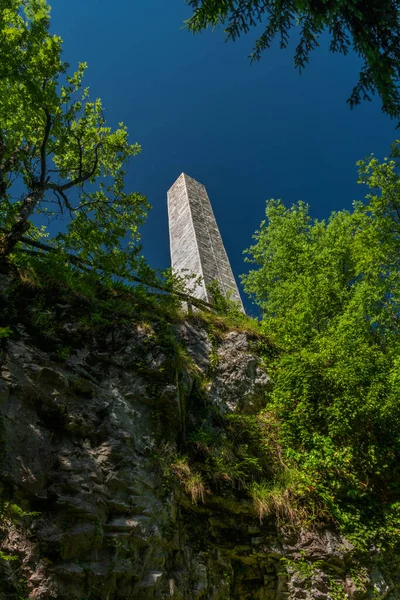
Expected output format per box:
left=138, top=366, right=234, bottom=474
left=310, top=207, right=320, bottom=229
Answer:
left=170, top=457, right=207, bottom=504
left=203, top=281, right=265, bottom=336
left=280, top=554, right=324, bottom=589
left=249, top=470, right=310, bottom=525
left=0, top=550, right=17, bottom=562
left=163, top=268, right=204, bottom=298
left=0, top=0, right=149, bottom=282
left=207, top=280, right=243, bottom=315
left=242, top=142, right=400, bottom=550
left=0, top=502, right=39, bottom=565
left=206, top=322, right=221, bottom=372
left=0, top=326, right=12, bottom=339
left=1, top=502, right=39, bottom=521
left=3, top=254, right=192, bottom=372
left=185, top=0, right=400, bottom=118
left=173, top=408, right=288, bottom=511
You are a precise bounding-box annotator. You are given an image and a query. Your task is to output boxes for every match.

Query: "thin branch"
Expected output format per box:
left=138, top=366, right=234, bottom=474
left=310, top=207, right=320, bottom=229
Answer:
left=71, top=131, right=83, bottom=179
left=47, top=142, right=101, bottom=192
left=39, top=107, right=52, bottom=186
left=54, top=187, right=76, bottom=214
left=52, top=189, right=64, bottom=215
left=12, top=235, right=215, bottom=310
left=19, top=248, right=91, bottom=272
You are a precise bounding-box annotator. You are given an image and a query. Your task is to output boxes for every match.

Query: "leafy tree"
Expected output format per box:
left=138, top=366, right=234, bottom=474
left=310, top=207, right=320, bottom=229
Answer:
left=185, top=0, right=400, bottom=119
left=242, top=145, right=400, bottom=548
left=0, top=0, right=148, bottom=277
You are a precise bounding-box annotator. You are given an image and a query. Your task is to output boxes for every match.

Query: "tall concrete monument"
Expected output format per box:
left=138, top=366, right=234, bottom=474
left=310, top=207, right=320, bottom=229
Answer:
left=167, top=173, right=244, bottom=311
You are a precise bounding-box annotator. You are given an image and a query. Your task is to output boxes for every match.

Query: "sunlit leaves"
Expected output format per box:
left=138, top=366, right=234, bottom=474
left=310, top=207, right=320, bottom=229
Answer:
left=242, top=146, right=400, bottom=547
left=0, top=0, right=149, bottom=277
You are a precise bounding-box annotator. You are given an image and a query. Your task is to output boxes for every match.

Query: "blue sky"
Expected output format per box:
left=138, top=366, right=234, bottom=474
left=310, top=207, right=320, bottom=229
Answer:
left=51, top=0, right=396, bottom=314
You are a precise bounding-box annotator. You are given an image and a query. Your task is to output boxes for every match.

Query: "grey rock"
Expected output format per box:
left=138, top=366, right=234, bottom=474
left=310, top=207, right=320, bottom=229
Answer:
left=209, top=331, right=271, bottom=413
left=369, top=566, right=392, bottom=599
left=0, top=378, right=9, bottom=403
left=140, top=570, right=164, bottom=588
left=0, top=295, right=397, bottom=600
left=176, top=320, right=212, bottom=373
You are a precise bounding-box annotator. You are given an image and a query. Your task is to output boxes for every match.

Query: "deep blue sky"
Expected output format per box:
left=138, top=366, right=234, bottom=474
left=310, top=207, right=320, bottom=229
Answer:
left=51, top=0, right=396, bottom=313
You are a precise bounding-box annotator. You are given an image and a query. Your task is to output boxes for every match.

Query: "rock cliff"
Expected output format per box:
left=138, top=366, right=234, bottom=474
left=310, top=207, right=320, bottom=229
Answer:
left=0, top=274, right=397, bottom=599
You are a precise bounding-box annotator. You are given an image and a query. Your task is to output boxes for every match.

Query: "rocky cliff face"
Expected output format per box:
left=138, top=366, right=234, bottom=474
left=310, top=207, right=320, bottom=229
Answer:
left=0, top=274, right=397, bottom=599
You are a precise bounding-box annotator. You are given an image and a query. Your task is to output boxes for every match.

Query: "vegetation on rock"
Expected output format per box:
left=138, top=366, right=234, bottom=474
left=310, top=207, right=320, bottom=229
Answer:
left=241, top=145, right=400, bottom=551
left=1, top=0, right=400, bottom=596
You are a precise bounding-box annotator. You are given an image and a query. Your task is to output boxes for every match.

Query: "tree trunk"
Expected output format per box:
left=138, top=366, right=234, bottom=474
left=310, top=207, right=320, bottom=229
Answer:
left=1, top=190, right=42, bottom=257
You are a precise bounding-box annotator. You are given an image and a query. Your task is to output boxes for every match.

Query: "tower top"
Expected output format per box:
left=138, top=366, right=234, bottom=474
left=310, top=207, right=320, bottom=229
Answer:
left=167, top=173, right=244, bottom=311
left=167, top=172, right=203, bottom=191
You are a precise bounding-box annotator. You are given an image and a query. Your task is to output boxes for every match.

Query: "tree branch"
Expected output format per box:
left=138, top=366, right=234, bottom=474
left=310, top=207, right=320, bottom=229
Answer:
left=0, top=188, right=44, bottom=256
left=47, top=142, right=101, bottom=192
left=11, top=235, right=215, bottom=310
left=71, top=131, right=83, bottom=180
left=53, top=187, right=76, bottom=213
left=39, top=107, right=52, bottom=186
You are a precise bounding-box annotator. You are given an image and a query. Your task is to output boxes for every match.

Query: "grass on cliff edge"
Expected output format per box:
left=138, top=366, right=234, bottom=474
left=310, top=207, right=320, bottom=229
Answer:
left=2, top=250, right=400, bottom=559
left=2, top=250, right=262, bottom=337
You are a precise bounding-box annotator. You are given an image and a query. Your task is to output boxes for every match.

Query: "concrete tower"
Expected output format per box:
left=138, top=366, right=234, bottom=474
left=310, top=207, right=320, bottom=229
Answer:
left=167, top=173, right=244, bottom=310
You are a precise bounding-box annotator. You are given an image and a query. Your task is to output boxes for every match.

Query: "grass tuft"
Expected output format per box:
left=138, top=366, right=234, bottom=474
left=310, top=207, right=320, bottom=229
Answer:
left=170, top=457, right=207, bottom=504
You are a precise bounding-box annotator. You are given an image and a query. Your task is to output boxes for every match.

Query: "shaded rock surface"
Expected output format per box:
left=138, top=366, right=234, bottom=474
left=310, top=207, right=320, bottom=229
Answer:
left=0, top=279, right=398, bottom=599
left=208, top=330, right=271, bottom=413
